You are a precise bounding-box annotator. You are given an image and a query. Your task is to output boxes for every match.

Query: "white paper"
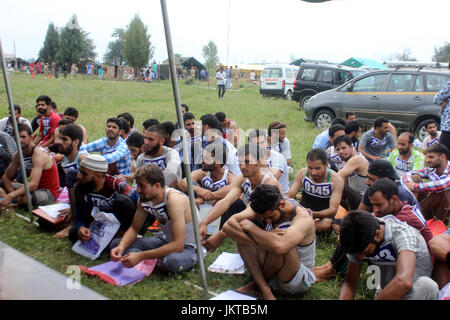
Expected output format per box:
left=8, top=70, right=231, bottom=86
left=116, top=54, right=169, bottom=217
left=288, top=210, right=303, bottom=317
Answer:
left=38, top=203, right=71, bottom=219
left=208, top=252, right=246, bottom=274
left=210, top=290, right=256, bottom=300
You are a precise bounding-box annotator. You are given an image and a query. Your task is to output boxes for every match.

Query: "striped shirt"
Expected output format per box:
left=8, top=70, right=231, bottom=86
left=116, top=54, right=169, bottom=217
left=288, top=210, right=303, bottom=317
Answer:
left=403, top=160, right=450, bottom=193
left=80, top=137, right=132, bottom=175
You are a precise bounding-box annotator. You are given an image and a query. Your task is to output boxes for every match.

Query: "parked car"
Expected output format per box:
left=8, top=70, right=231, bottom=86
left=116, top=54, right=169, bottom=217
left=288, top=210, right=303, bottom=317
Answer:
left=303, top=68, right=450, bottom=140
left=293, top=62, right=367, bottom=109
left=259, top=64, right=299, bottom=100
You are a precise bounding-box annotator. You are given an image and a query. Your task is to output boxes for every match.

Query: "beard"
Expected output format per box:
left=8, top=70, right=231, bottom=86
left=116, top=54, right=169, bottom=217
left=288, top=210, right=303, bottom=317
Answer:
left=145, top=144, right=161, bottom=157
left=201, top=163, right=215, bottom=172
left=62, top=143, right=73, bottom=156
left=78, top=179, right=97, bottom=193
left=37, top=108, right=47, bottom=115
left=398, top=147, right=410, bottom=155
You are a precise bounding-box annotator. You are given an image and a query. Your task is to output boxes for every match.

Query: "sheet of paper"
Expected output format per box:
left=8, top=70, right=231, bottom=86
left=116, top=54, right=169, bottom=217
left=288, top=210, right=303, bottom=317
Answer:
left=210, top=290, right=256, bottom=300
left=38, top=203, right=70, bottom=219
left=208, top=252, right=246, bottom=274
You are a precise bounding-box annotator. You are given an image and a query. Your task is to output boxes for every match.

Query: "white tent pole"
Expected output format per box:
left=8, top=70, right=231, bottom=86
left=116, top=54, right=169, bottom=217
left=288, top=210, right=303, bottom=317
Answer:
left=0, top=36, right=34, bottom=220
left=160, top=0, right=209, bottom=293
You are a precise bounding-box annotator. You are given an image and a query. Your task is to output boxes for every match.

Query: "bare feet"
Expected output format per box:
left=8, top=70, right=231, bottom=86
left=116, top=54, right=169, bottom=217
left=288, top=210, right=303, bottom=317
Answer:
left=312, top=261, right=336, bottom=282
left=204, top=232, right=225, bottom=252
left=52, top=225, right=71, bottom=239
left=237, top=282, right=277, bottom=300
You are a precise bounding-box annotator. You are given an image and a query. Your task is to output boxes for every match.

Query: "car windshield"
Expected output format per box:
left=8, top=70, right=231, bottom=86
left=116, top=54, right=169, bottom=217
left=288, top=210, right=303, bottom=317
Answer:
left=349, top=69, right=368, bottom=78
left=262, top=68, right=282, bottom=78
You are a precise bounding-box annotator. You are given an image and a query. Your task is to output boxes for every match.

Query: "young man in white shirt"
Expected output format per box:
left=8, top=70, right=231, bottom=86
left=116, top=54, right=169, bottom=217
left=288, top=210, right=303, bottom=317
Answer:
left=216, top=66, right=227, bottom=99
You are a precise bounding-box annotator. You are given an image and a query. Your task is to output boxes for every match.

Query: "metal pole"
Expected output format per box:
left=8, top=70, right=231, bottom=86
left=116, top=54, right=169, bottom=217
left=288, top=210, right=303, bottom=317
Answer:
left=0, top=36, right=34, bottom=220
left=160, top=0, right=209, bottom=293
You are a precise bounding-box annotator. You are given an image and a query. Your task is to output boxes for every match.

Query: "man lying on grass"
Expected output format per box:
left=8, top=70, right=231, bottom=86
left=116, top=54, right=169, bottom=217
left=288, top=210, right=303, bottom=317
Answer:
left=222, top=184, right=316, bottom=300
left=110, top=164, right=200, bottom=274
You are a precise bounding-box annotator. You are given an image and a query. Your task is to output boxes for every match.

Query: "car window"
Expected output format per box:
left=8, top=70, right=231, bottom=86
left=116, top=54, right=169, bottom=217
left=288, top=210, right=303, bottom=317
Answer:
left=262, top=68, right=282, bottom=78
left=425, top=74, right=449, bottom=92
left=387, top=74, right=415, bottom=92
left=285, top=68, right=293, bottom=78
left=318, top=69, right=333, bottom=84
left=351, top=74, right=388, bottom=92
left=335, top=71, right=351, bottom=85
left=413, top=75, right=424, bottom=92
left=300, top=68, right=317, bottom=81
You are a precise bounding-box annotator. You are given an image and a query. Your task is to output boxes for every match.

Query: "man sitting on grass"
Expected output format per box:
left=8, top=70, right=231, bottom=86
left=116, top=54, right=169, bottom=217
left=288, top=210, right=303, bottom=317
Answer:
left=110, top=164, right=200, bottom=274
left=223, top=184, right=316, bottom=300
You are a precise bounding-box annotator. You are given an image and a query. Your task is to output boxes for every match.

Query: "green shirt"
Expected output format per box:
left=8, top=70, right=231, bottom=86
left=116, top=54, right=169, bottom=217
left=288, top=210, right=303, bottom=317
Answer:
left=388, top=148, right=425, bottom=179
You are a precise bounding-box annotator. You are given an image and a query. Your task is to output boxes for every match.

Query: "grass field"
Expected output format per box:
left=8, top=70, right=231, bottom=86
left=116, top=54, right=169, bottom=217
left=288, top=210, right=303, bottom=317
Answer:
left=0, top=72, right=376, bottom=300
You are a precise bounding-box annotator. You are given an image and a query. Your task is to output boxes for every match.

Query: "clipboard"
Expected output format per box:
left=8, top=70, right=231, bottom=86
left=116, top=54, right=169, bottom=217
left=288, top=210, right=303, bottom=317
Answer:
left=32, top=203, right=70, bottom=224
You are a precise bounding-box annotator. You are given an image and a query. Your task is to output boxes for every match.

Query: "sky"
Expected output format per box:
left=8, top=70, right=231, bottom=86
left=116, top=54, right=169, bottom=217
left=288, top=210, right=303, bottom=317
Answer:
left=1, top=0, right=448, bottom=65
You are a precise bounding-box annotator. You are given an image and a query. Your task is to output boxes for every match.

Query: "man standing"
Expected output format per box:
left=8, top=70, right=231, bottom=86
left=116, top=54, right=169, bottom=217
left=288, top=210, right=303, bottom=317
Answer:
left=338, top=211, right=438, bottom=300
left=287, top=148, right=344, bottom=233
left=216, top=66, right=227, bottom=99
left=0, top=105, right=32, bottom=137
left=136, top=124, right=181, bottom=187
left=69, top=154, right=138, bottom=244
left=232, top=65, right=240, bottom=89
left=433, top=76, right=450, bottom=151
left=81, top=118, right=132, bottom=176
left=110, top=165, right=200, bottom=274
left=403, top=143, right=450, bottom=224
left=387, top=132, right=425, bottom=179
left=33, top=95, right=62, bottom=148
left=0, top=124, right=59, bottom=211
left=199, top=144, right=281, bottom=251
left=223, top=185, right=316, bottom=300
left=422, top=120, right=441, bottom=152
left=359, top=117, right=397, bottom=163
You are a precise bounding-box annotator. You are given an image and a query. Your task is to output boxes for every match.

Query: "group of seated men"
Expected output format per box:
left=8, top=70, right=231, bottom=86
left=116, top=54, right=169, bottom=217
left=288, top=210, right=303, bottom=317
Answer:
left=0, top=96, right=448, bottom=300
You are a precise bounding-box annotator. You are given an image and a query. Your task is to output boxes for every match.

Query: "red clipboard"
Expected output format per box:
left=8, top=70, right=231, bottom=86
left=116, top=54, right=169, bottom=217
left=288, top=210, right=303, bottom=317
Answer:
left=32, top=208, right=64, bottom=224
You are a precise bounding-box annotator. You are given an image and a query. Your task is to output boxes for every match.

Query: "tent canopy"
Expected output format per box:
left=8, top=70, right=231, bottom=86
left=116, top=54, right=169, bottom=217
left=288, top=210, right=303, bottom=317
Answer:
left=163, top=56, right=205, bottom=71
left=340, top=57, right=387, bottom=70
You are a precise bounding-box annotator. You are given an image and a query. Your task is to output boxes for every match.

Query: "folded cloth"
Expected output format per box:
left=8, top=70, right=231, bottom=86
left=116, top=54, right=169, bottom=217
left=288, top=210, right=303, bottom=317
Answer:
left=79, top=259, right=158, bottom=286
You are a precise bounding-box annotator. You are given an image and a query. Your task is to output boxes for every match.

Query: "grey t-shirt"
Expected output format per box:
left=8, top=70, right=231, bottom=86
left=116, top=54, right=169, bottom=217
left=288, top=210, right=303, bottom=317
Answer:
left=360, top=129, right=396, bottom=160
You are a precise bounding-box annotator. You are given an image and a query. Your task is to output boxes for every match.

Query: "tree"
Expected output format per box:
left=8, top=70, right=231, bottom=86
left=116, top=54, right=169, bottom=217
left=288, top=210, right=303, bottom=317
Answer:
left=55, top=25, right=83, bottom=67
left=104, top=28, right=126, bottom=65
left=432, top=42, right=450, bottom=63
left=81, top=30, right=96, bottom=60
left=123, top=15, right=154, bottom=77
left=202, top=40, right=219, bottom=71
left=39, top=23, right=60, bottom=63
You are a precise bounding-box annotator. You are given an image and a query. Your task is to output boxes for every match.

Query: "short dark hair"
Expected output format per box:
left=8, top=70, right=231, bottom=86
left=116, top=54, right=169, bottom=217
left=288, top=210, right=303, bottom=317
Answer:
left=306, top=148, right=328, bottom=165
left=249, top=184, right=283, bottom=214
left=204, top=142, right=228, bottom=166
left=368, top=178, right=399, bottom=201
left=50, top=101, right=57, bottom=111
left=345, top=111, right=355, bottom=119
left=64, top=107, right=79, bottom=118
left=331, top=118, right=346, bottom=126
left=60, top=124, right=83, bottom=149
left=215, top=111, right=226, bottom=122
left=12, top=104, right=21, bottom=114
left=201, top=114, right=222, bottom=131
left=339, top=210, right=381, bottom=254
left=135, top=164, right=165, bottom=186
left=16, top=123, right=32, bottom=136
left=426, top=143, right=450, bottom=159
left=374, top=117, right=389, bottom=129
left=328, top=124, right=345, bottom=138
left=58, top=119, right=74, bottom=126
left=237, top=143, right=265, bottom=161
left=160, top=121, right=176, bottom=136
left=36, top=95, right=51, bottom=105
left=126, top=132, right=145, bottom=148
left=248, top=129, right=267, bottom=142
left=117, top=112, right=135, bottom=128
left=107, top=117, right=123, bottom=130
left=267, top=121, right=286, bottom=137
left=425, top=119, right=439, bottom=129
left=181, top=104, right=189, bottom=112
left=146, top=124, right=166, bottom=139
left=183, top=112, right=195, bottom=122
left=345, top=121, right=361, bottom=135
left=143, top=118, right=159, bottom=130
left=333, top=134, right=353, bottom=148
left=119, top=118, right=130, bottom=134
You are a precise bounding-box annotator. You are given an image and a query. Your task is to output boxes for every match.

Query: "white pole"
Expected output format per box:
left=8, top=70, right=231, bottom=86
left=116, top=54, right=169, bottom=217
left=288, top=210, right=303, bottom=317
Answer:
left=160, top=0, right=209, bottom=293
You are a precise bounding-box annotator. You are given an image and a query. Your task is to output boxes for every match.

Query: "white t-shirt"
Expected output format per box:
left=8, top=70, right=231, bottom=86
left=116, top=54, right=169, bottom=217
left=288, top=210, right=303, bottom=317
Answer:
left=269, top=137, right=292, bottom=163
left=422, top=131, right=441, bottom=151
left=0, top=117, right=32, bottom=136
left=216, top=71, right=226, bottom=85
left=136, top=146, right=182, bottom=186
left=267, top=150, right=289, bottom=194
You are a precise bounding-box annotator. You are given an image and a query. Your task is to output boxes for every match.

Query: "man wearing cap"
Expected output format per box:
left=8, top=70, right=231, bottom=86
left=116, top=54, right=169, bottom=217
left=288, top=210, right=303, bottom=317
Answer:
left=80, top=118, right=132, bottom=176
left=69, top=154, right=139, bottom=244
left=403, top=143, right=450, bottom=224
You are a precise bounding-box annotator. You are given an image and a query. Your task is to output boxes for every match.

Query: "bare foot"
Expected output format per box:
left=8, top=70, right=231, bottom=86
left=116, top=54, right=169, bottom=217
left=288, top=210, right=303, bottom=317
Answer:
left=52, top=225, right=71, bottom=239
left=313, top=262, right=336, bottom=282
left=204, top=233, right=224, bottom=252
left=312, top=261, right=333, bottom=271
left=237, top=281, right=260, bottom=296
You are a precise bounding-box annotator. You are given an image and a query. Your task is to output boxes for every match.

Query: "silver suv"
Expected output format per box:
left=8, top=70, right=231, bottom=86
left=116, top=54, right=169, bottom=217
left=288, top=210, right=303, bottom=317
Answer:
left=304, top=68, right=450, bottom=140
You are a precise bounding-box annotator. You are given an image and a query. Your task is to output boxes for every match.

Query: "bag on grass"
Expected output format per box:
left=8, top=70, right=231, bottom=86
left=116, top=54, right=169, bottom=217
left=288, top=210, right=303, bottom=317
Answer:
left=72, top=207, right=121, bottom=260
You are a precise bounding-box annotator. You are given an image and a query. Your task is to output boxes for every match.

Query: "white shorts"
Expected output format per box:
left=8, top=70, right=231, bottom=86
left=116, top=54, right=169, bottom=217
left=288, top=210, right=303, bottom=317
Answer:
left=269, top=262, right=316, bottom=295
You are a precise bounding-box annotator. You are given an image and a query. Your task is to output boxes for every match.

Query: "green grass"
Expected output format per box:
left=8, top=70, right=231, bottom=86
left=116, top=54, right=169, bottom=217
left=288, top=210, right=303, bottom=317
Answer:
left=0, top=72, right=376, bottom=300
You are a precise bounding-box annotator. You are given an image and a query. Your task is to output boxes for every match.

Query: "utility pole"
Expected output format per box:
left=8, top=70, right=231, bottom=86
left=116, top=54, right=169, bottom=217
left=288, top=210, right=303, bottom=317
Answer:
left=13, top=41, right=17, bottom=71
left=226, top=0, right=230, bottom=65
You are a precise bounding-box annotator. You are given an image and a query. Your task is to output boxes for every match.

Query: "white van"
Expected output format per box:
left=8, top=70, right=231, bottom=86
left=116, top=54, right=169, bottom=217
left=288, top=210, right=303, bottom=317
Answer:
left=259, top=64, right=299, bottom=100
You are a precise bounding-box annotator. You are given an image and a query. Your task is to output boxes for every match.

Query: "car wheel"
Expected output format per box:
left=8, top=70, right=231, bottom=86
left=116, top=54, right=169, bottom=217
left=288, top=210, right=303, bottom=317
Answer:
left=415, top=120, right=435, bottom=142
left=285, top=90, right=293, bottom=101
left=314, top=109, right=334, bottom=130
left=300, top=95, right=312, bottom=109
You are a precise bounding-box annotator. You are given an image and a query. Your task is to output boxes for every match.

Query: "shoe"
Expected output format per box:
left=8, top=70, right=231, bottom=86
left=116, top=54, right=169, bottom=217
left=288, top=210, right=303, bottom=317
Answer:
left=147, top=220, right=161, bottom=233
